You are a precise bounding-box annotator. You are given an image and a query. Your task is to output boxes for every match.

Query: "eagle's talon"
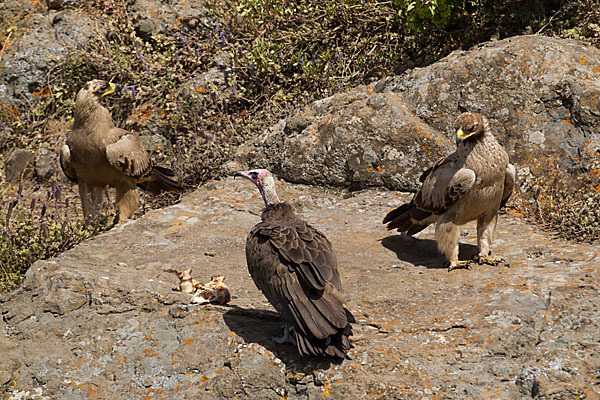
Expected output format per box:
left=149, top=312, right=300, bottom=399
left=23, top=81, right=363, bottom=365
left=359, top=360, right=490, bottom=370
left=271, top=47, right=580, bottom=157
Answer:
left=447, top=260, right=471, bottom=271
left=474, top=255, right=506, bottom=266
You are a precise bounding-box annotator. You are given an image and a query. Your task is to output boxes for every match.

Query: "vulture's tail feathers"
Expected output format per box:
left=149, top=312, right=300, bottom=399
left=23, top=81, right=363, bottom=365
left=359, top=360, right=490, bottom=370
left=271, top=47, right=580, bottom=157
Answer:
left=383, top=202, right=433, bottom=235
left=295, top=307, right=354, bottom=359
left=137, top=166, right=185, bottom=195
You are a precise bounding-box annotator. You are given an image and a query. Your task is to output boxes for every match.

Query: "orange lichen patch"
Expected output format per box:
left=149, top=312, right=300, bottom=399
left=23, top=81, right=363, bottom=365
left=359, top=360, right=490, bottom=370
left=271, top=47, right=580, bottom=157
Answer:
left=579, top=57, right=587, bottom=65
left=126, top=102, right=156, bottom=127
left=562, top=119, right=573, bottom=126
left=32, top=85, right=52, bottom=98
left=367, top=167, right=373, bottom=173
left=594, top=66, right=600, bottom=72
left=321, top=381, right=331, bottom=397
left=366, top=87, right=374, bottom=95
left=376, top=166, right=383, bottom=173
left=71, top=382, right=103, bottom=399
left=184, top=338, right=193, bottom=345
left=421, top=145, right=427, bottom=151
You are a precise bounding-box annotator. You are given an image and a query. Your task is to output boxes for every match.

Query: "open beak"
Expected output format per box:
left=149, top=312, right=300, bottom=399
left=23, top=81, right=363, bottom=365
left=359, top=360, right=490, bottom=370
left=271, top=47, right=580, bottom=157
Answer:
left=101, top=82, right=120, bottom=97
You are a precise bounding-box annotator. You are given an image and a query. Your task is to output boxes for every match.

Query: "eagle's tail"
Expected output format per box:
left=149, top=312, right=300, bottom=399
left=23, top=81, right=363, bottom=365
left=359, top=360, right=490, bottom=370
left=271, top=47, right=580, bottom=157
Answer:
left=383, top=202, right=433, bottom=235
left=137, top=166, right=185, bottom=195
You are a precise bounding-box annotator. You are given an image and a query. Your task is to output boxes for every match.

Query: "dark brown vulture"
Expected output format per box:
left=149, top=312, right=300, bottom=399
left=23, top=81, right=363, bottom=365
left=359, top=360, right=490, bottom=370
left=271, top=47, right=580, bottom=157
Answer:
left=235, top=168, right=355, bottom=358
left=383, top=112, right=515, bottom=271
left=59, top=79, right=183, bottom=223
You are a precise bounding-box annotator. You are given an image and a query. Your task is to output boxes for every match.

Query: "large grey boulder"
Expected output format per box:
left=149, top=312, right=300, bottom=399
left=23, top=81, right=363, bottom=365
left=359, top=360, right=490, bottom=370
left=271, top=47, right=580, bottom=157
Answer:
left=383, top=35, right=600, bottom=176
left=237, top=35, right=600, bottom=192
left=237, top=87, right=454, bottom=191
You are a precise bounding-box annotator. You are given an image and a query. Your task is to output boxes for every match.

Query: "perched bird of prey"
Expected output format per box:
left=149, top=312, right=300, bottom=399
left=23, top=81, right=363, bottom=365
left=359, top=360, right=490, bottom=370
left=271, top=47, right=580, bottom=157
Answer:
left=383, top=112, right=515, bottom=271
left=235, top=169, right=355, bottom=358
left=59, top=79, right=183, bottom=222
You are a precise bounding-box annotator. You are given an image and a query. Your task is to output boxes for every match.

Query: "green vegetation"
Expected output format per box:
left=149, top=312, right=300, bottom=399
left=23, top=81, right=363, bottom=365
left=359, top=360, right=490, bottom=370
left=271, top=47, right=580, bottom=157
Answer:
left=0, top=184, right=112, bottom=293
left=1, top=0, right=600, bottom=293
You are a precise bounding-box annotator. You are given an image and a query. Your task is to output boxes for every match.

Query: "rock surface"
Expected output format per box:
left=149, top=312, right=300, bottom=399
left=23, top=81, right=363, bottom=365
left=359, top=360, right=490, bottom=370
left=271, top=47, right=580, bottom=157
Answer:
left=237, top=88, right=454, bottom=192
left=0, top=6, right=99, bottom=105
left=238, top=35, right=600, bottom=191
left=2, top=177, right=599, bottom=398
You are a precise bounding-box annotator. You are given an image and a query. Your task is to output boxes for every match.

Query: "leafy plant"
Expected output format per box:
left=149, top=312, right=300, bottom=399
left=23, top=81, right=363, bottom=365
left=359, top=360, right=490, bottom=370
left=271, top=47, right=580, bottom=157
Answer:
left=393, top=0, right=459, bottom=32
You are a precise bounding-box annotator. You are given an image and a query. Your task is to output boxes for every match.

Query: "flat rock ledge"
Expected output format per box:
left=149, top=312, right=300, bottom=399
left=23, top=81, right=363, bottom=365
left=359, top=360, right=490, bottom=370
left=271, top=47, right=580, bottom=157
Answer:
left=1, top=177, right=599, bottom=399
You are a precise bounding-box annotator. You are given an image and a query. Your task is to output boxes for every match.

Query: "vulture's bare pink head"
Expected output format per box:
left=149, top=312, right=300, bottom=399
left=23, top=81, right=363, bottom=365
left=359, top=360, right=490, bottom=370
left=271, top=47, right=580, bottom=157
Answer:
left=234, top=168, right=280, bottom=207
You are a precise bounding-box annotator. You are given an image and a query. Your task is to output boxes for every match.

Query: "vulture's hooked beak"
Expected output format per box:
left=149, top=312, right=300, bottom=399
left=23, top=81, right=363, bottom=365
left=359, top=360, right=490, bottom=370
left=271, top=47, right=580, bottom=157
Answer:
left=234, top=170, right=261, bottom=188
left=101, top=82, right=120, bottom=97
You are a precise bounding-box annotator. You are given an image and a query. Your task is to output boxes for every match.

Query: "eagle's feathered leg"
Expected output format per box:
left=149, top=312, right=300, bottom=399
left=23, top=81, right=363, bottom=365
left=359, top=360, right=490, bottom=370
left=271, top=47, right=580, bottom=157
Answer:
left=79, top=182, right=104, bottom=222
left=436, top=217, right=471, bottom=271
left=115, top=184, right=139, bottom=223
left=475, top=214, right=506, bottom=265
left=435, top=215, right=460, bottom=264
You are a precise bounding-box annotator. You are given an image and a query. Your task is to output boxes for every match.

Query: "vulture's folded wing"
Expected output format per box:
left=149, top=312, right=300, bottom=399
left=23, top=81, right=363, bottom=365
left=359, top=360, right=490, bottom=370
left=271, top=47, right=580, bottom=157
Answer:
left=252, top=221, right=341, bottom=292
left=59, top=144, right=77, bottom=182
left=500, top=163, right=516, bottom=209
left=105, top=128, right=152, bottom=178
left=246, top=229, right=349, bottom=340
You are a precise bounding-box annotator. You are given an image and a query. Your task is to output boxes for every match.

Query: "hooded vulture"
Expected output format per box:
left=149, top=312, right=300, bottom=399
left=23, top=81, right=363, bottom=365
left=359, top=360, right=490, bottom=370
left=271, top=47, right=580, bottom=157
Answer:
left=383, top=112, right=516, bottom=271
left=235, top=168, right=355, bottom=359
left=59, top=79, right=183, bottom=223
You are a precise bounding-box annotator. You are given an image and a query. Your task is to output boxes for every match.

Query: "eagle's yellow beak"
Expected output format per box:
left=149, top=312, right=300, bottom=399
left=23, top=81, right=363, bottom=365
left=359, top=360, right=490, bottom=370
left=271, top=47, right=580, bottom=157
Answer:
left=101, top=82, right=118, bottom=97
left=456, top=128, right=466, bottom=140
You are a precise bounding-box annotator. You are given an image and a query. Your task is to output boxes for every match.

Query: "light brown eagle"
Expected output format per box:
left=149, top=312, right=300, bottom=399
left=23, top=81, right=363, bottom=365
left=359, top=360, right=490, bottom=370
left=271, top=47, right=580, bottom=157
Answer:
left=59, top=79, right=183, bottom=223
left=383, top=112, right=515, bottom=270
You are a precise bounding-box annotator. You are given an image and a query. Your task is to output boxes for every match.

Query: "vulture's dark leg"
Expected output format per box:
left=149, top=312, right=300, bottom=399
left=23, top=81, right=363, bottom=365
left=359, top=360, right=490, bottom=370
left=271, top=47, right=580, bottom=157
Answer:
left=272, top=324, right=296, bottom=345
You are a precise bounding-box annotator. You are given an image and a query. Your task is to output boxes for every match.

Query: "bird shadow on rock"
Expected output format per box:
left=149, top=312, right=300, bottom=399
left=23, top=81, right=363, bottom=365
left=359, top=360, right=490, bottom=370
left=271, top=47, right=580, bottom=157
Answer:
left=380, top=234, right=478, bottom=268
left=223, top=305, right=338, bottom=370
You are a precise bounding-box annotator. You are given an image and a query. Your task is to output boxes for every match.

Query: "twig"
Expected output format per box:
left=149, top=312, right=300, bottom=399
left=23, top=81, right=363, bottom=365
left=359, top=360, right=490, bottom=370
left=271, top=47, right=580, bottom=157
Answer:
left=536, top=6, right=563, bottom=35
left=0, top=31, right=13, bottom=66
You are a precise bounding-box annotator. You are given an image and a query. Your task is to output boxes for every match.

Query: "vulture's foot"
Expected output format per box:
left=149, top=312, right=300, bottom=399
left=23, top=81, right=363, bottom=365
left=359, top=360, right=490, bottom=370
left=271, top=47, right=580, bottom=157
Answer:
left=447, top=260, right=472, bottom=271
left=474, top=255, right=508, bottom=267
left=272, top=325, right=296, bottom=345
